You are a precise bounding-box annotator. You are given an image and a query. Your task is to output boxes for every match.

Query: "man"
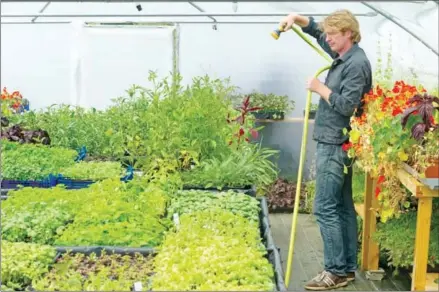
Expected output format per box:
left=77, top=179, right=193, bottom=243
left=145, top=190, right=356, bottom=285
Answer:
left=279, top=9, right=372, bottom=290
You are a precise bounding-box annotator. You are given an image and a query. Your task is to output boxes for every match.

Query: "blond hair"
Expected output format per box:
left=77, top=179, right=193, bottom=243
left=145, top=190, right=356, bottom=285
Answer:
left=319, top=9, right=361, bottom=43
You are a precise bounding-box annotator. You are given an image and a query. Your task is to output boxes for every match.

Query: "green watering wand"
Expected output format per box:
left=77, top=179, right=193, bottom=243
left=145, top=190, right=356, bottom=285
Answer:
left=271, top=24, right=331, bottom=288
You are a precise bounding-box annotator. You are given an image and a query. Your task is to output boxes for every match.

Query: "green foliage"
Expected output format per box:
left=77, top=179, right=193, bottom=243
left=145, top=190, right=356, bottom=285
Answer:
left=234, top=91, right=295, bottom=113
left=1, top=201, right=72, bottom=245
left=138, top=72, right=237, bottom=169
left=11, top=105, right=116, bottom=157
left=303, top=180, right=316, bottom=214
left=167, top=190, right=261, bottom=222
left=52, top=179, right=170, bottom=247
left=1, top=141, right=76, bottom=180
left=32, top=252, right=154, bottom=291
left=352, top=165, right=366, bottom=203
left=3, top=178, right=170, bottom=247
left=371, top=114, right=418, bottom=165
left=59, top=161, right=124, bottom=180
left=11, top=85, right=152, bottom=160
left=54, top=209, right=168, bottom=248
left=181, top=145, right=279, bottom=189
left=151, top=209, right=274, bottom=291
left=310, top=102, right=318, bottom=112
left=1, top=241, right=56, bottom=291
left=373, top=202, right=439, bottom=272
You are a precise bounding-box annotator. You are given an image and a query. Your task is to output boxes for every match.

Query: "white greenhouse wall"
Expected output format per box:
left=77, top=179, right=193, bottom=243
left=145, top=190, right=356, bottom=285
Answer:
left=1, top=25, right=74, bottom=108
left=1, top=24, right=174, bottom=110
left=179, top=23, right=329, bottom=118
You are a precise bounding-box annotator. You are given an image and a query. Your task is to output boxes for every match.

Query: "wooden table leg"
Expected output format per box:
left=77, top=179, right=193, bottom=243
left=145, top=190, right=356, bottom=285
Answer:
left=411, top=196, right=433, bottom=291
left=361, top=172, right=380, bottom=271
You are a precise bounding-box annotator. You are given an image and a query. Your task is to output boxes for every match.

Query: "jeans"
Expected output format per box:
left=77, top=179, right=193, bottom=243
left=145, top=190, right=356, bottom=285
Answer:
left=313, top=142, right=358, bottom=277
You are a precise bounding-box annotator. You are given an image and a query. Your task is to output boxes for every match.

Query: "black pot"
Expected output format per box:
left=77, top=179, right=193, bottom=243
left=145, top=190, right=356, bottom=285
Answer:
left=303, top=110, right=316, bottom=119
left=252, top=110, right=285, bottom=120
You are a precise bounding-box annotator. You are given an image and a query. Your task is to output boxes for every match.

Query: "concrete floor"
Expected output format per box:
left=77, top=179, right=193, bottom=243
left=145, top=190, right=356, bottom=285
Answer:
left=269, top=213, right=411, bottom=291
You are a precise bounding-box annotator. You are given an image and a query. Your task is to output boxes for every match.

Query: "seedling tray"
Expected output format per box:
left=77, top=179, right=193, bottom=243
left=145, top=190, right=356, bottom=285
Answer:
left=56, top=177, right=95, bottom=190
left=56, top=166, right=135, bottom=189
left=182, top=184, right=256, bottom=197
left=252, top=110, right=285, bottom=120
left=258, top=197, right=287, bottom=291
left=1, top=176, right=57, bottom=189
left=54, top=246, right=156, bottom=257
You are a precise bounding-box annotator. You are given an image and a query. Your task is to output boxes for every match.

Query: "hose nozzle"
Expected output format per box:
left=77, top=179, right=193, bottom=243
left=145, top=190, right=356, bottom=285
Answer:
left=271, top=25, right=285, bottom=40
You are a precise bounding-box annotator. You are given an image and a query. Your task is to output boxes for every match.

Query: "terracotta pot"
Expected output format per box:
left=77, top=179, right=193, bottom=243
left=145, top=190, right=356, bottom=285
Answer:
left=425, top=158, right=439, bottom=178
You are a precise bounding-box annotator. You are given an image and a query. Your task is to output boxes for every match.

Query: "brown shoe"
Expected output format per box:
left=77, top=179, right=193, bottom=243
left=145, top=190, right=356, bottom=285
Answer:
left=304, top=271, right=348, bottom=290
left=347, top=272, right=355, bottom=282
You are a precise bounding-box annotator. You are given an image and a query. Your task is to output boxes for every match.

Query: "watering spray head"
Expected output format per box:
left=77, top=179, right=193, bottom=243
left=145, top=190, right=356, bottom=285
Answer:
left=271, top=26, right=285, bottom=40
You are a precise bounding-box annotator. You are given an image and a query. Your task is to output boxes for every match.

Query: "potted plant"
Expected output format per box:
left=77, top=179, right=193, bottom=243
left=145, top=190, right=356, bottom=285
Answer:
left=303, top=103, right=318, bottom=119
left=233, top=91, right=294, bottom=120
left=400, top=92, right=439, bottom=186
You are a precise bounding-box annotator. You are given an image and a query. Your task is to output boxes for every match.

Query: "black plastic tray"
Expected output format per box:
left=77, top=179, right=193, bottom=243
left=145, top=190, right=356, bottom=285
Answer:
left=182, top=184, right=256, bottom=197
left=259, top=197, right=287, bottom=291
left=53, top=246, right=156, bottom=257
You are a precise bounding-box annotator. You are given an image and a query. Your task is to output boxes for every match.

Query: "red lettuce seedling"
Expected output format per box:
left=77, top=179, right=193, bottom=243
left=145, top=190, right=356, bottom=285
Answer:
left=401, top=93, right=439, bottom=140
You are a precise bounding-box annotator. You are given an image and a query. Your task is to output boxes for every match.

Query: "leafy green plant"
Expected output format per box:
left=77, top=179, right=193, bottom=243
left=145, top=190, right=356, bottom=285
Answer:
left=1, top=141, right=77, bottom=180
left=303, top=180, right=316, bottom=214
left=1, top=241, right=56, bottom=291
left=59, top=161, right=124, bottom=180
left=49, top=179, right=170, bottom=247
left=10, top=84, right=152, bottom=162
left=181, top=144, right=279, bottom=189
left=352, top=165, right=366, bottom=203
left=234, top=91, right=295, bottom=115
left=167, top=190, right=261, bottom=222
left=138, top=72, right=237, bottom=171
left=32, top=251, right=155, bottom=291
left=1, top=201, right=72, bottom=244
left=11, top=105, right=116, bottom=157
left=54, top=211, right=169, bottom=248
left=4, top=178, right=171, bottom=247
left=373, top=201, right=439, bottom=273
left=151, top=209, right=275, bottom=291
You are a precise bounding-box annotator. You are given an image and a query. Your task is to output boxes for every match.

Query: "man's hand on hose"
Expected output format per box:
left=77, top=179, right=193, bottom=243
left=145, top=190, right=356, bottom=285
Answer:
left=279, top=13, right=298, bottom=31
left=307, top=77, right=333, bottom=103
left=279, top=13, right=310, bottom=31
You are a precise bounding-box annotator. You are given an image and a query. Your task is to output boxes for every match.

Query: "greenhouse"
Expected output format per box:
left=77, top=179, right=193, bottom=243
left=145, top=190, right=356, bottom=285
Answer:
left=1, top=1, right=438, bottom=291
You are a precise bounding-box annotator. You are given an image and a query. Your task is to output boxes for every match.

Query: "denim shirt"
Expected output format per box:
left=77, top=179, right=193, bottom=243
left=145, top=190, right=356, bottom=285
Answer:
left=302, top=17, right=372, bottom=145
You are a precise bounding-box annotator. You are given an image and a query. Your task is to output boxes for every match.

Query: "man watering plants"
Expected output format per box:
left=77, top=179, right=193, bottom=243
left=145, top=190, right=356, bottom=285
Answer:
left=279, top=9, right=372, bottom=290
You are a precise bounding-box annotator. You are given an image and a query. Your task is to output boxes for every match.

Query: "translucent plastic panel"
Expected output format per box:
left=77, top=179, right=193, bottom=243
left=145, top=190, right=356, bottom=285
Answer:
left=0, top=1, right=47, bottom=13
left=1, top=1, right=438, bottom=89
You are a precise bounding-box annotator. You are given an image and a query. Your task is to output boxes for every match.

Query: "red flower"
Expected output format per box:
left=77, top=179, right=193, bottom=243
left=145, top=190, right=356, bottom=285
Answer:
left=342, top=142, right=352, bottom=151
left=377, top=175, right=385, bottom=184
left=392, top=107, right=403, bottom=116
left=377, top=86, right=383, bottom=96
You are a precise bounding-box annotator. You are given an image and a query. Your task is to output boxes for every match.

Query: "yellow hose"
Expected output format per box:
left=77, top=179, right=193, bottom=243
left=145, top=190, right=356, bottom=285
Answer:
left=271, top=24, right=332, bottom=288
